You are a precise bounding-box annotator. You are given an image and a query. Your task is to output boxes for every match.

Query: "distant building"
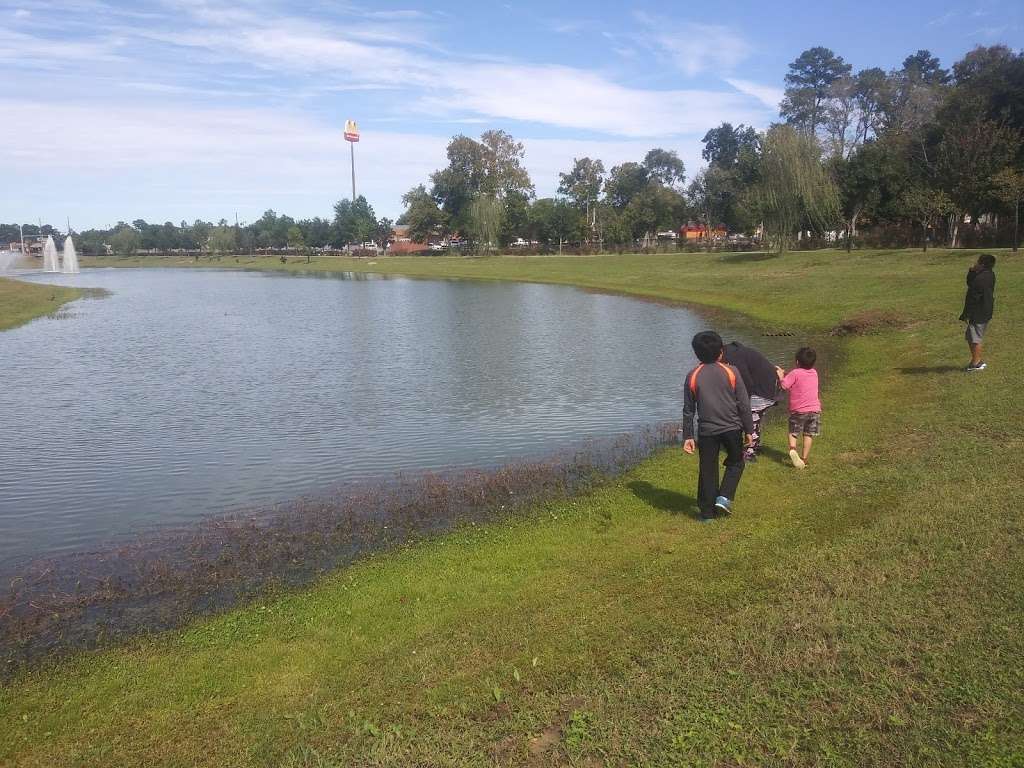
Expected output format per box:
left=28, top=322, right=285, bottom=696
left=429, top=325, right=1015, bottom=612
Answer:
left=680, top=224, right=727, bottom=241
left=8, top=237, right=44, bottom=255
left=388, top=224, right=429, bottom=254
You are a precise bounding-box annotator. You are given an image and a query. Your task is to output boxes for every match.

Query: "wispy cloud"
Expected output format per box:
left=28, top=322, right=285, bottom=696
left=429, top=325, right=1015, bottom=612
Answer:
left=438, top=64, right=765, bottom=137
left=73, top=0, right=772, bottom=138
left=636, top=13, right=751, bottom=76
left=0, top=98, right=703, bottom=222
left=0, top=28, right=125, bottom=67
left=1, top=0, right=779, bottom=225
left=968, top=23, right=1017, bottom=38
left=928, top=9, right=957, bottom=26
left=724, top=78, right=784, bottom=110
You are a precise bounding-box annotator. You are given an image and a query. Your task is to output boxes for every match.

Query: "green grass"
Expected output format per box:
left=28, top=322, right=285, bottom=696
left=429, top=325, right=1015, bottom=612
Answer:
left=2, top=249, right=1022, bottom=766
left=0, top=278, right=82, bottom=331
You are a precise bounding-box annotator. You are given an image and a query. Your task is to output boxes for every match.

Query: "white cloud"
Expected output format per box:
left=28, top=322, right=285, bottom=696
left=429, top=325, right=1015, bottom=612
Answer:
left=13, top=8, right=31, bottom=18
left=119, top=4, right=771, bottom=139
left=928, top=10, right=957, bottom=26
left=0, top=99, right=708, bottom=226
left=441, top=64, right=765, bottom=138
left=637, top=14, right=751, bottom=76
left=724, top=78, right=784, bottom=111
left=0, top=29, right=124, bottom=67
left=0, top=0, right=779, bottom=226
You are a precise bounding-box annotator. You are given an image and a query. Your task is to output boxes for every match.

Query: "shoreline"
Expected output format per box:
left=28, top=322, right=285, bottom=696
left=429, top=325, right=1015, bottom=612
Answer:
left=2, top=249, right=1021, bottom=766
left=0, top=426, right=680, bottom=670
left=0, top=277, right=83, bottom=332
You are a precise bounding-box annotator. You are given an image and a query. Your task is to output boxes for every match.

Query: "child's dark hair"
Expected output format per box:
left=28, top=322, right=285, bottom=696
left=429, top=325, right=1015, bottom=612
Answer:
left=796, top=346, right=817, bottom=369
left=691, top=331, right=724, bottom=364
left=978, top=253, right=996, bottom=269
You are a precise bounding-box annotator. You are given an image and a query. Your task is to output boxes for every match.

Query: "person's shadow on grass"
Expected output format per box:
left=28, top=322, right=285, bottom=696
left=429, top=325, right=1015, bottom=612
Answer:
left=756, top=445, right=793, bottom=466
left=627, top=480, right=700, bottom=520
left=896, top=365, right=961, bottom=375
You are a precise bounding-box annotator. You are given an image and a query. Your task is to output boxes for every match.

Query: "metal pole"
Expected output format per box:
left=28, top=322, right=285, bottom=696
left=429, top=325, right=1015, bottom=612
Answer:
left=350, top=141, right=356, bottom=201
left=19, top=223, right=25, bottom=256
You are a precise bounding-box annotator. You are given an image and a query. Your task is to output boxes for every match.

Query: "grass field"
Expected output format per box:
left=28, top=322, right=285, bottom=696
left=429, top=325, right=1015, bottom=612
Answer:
left=2, top=249, right=1022, bottom=766
left=0, top=277, right=81, bottom=332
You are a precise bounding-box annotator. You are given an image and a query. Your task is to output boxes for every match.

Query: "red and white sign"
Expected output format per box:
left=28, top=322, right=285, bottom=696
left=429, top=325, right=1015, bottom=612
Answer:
left=344, top=119, right=360, bottom=143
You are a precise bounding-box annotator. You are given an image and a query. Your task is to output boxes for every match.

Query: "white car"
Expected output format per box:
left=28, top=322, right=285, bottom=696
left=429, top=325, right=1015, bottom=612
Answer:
left=429, top=242, right=447, bottom=251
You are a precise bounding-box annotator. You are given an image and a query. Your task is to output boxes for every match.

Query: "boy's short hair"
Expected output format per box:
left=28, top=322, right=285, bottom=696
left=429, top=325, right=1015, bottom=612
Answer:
left=796, top=346, right=817, bottom=369
left=978, top=253, right=996, bottom=269
left=691, top=331, right=724, bottom=364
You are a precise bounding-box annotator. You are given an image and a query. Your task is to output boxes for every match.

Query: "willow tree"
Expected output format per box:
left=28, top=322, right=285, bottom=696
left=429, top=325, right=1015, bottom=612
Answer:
left=468, top=194, right=503, bottom=253
left=748, top=125, right=840, bottom=252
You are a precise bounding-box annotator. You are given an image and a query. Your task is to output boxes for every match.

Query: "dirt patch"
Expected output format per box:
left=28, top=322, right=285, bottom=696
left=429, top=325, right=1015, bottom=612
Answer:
left=836, top=451, right=873, bottom=466
left=830, top=310, right=906, bottom=336
left=527, top=724, right=562, bottom=757
left=490, top=734, right=523, bottom=765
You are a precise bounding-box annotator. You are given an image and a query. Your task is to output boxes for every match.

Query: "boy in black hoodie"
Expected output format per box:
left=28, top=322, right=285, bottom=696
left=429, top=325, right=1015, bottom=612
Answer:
left=960, top=253, right=996, bottom=371
left=682, top=331, right=755, bottom=520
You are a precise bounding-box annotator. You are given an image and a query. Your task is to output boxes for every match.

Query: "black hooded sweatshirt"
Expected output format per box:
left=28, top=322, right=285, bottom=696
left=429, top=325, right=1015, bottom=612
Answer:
left=722, top=342, right=780, bottom=401
left=960, top=266, right=995, bottom=324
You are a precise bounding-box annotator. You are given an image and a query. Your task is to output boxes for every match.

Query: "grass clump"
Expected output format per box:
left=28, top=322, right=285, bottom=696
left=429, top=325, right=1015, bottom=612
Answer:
left=0, top=278, right=81, bottom=331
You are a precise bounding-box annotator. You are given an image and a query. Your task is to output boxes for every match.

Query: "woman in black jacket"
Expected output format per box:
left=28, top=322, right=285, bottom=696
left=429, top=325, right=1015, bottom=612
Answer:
left=960, top=253, right=996, bottom=371
left=722, top=341, right=783, bottom=461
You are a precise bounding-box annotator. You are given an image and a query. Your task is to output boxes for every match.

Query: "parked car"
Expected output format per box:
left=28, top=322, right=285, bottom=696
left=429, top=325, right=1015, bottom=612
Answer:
left=510, top=237, right=530, bottom=248
left=428, top=242, right=447, bottom=251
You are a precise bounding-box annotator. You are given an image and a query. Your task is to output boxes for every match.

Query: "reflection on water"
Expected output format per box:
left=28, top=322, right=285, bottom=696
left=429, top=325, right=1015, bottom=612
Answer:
left=0, top=268, right=769, bottom=571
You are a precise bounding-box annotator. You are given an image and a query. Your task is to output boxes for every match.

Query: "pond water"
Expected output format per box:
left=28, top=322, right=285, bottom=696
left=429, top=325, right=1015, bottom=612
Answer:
left=0, top=268, right=770, bottom=573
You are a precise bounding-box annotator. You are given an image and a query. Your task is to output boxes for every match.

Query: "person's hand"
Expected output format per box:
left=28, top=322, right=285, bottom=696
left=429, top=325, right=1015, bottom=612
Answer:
left=744, top=433, right=754, bottom=447
left=775, top=366, right=785, bottom=380
left=683, top=439, right=695, bottom=454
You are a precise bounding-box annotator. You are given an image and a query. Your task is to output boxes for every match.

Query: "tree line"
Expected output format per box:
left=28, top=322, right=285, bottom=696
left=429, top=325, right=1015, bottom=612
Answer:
left=0, top=204, right=393, bottom=258
left=5, top=44, right=1022, bottom=255
left=399, top=44, right=1024, bottom=253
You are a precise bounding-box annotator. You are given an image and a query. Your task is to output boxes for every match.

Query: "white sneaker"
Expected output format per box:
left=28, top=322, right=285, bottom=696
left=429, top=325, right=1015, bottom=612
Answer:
left=789, top=449, right=806, bottom=469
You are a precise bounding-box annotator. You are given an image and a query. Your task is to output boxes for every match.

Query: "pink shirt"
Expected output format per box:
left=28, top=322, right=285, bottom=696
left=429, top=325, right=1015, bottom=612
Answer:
left=780, top=368, right=821, bottom=413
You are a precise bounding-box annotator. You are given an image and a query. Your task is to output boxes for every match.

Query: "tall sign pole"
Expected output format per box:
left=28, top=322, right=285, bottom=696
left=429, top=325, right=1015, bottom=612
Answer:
left=344, top=119, right=360, bottom=200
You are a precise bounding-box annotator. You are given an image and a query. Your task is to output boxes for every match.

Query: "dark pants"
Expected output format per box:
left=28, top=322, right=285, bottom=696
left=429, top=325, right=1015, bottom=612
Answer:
left=697, top=430, right=745, bottom=517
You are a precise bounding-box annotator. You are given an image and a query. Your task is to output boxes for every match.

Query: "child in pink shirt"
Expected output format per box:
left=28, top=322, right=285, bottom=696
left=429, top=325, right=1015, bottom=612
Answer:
left=778, top=347, right=821, bottom=469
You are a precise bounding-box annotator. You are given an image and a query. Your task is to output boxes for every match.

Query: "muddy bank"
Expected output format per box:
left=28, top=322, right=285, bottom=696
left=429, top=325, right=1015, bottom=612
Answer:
left=1, top=425, right=679, bottom=672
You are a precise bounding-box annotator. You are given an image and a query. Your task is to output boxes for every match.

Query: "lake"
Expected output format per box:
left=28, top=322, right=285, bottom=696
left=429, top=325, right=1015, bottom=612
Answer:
left=0, top=268, right=766, bottom=573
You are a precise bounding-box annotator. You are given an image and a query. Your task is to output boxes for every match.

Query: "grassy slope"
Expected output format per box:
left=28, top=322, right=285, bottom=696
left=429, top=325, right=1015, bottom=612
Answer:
left=0, top=278, right=81, bottom=331
left=2, top=250, right=1022, bottom=767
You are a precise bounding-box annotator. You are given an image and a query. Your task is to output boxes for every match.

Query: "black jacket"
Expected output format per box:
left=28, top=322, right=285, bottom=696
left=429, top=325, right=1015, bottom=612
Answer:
left=960, top=267, right=995, bottom=324
left=722, top=342, right=780, bottom=400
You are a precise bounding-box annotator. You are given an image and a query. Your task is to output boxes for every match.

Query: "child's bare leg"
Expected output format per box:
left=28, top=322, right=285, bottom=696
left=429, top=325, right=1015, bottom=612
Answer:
left=970, top=341, right=983, bottom=365
left=802, top=435, right=813, bottom=462
left=788, top=433, right=805, bottom=468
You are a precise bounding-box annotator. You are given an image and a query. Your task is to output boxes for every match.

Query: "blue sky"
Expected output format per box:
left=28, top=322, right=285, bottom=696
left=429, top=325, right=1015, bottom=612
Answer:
left=2, top=0, right=1021, bottom=229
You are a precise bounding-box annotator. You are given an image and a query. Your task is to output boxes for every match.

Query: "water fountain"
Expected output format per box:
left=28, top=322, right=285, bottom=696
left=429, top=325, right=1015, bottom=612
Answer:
left=42, top=235, right=60, bottom=273
left=0, top=251, right=21, bottom=271
left=62, top=236, right=80, bottom=274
